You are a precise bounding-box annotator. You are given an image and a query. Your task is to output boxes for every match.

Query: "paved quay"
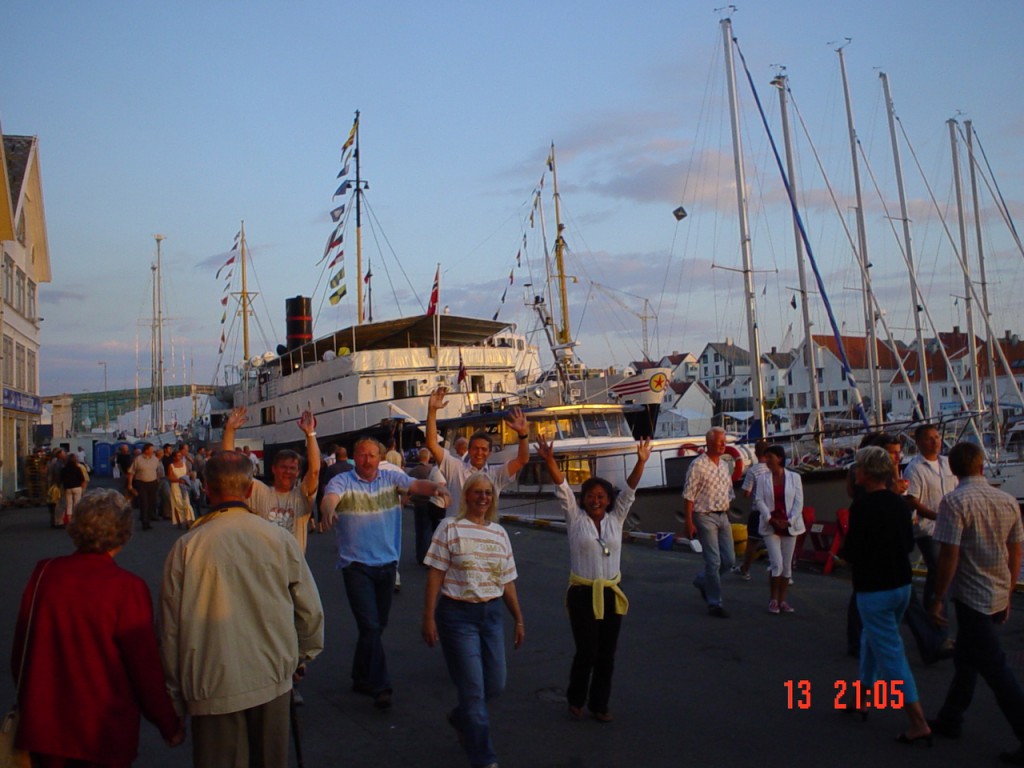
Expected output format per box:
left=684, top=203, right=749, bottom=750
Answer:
left=2, top=492, right=1023, bottom=768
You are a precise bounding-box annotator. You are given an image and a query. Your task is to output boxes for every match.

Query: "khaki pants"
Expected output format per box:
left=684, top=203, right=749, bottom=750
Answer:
left=191, top=690, right=291, bottom=768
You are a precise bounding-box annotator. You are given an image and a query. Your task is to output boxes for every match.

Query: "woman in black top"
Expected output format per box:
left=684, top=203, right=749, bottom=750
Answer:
left=843, top=446, right=931, bottom=745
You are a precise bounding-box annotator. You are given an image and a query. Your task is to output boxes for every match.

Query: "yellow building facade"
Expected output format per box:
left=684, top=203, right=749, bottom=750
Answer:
left=1, top=128, right=51, bottom=498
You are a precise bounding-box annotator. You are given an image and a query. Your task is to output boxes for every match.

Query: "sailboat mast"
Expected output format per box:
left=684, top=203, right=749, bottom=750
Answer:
left=549, top=144, right=572, bottom=349
left=965, top=120, right=1002, bottom=454
left=239, top=221, right=250, bottom=363
left=354, top=111, right=365, bottom=325
left=837, top=46, right=882, bottom=427
left=880, top=72, right=931, bottom=420
left=948, top=118, right=983, bottom=433
left=721, top=18, right=766, bottom=434
left=773, top=74, right=823, bottom=456
left=153, top=234, right=166, bottom=433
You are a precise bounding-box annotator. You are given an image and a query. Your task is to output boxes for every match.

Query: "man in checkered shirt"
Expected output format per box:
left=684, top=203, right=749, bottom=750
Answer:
left=928, top=441, right=1024, bottom=763
left=683, top=427, right=736, bottom=618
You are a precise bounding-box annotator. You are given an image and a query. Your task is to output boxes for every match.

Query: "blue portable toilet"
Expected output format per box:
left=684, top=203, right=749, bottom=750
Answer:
left=93, top=442, right=114, bottom=477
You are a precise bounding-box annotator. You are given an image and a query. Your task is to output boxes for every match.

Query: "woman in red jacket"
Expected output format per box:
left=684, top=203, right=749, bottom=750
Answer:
left=11, top=489, right=185, bottom=767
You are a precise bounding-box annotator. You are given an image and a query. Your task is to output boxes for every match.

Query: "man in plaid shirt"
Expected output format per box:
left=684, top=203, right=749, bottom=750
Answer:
left=683, top=427, right=736, bottom=618
left=928, top=441, right=1024, bottom=763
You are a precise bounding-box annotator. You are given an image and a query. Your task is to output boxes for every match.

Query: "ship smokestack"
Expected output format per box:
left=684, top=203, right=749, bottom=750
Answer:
left=286, top=296, right=312, bottom=351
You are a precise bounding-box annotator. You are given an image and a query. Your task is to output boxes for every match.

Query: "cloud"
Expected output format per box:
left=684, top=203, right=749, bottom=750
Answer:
left=38, top=287, right=87, bottom=303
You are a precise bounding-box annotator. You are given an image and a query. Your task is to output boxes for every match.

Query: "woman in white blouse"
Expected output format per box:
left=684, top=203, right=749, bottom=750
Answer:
left=752, top=444, right=805, bottom=614
left=537, top=435, right=650, bottom=723
left=422, top=472, right=525, bottom=768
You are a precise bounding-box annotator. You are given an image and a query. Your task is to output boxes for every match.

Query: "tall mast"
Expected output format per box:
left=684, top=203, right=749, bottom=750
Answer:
left=965, top=120, right=1001, bottom=454
left=549, top=144, right=572, bottom=349
left=721, top=18, right=766, bottom=434
left=948, top=118, right=983, bottom=433
left=354, top=110, right=365, bottom=324
left=773, top=73, right=822, bottom=456
left=153, top=234, right=166, bottom=433
left=837, top=45, right=882, bottom=426
left=880, top=72, right=931, bottom=420
left=239, top=221, right=250, bottom=362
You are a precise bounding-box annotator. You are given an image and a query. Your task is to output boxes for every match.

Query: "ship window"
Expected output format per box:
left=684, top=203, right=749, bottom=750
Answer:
left=261, top=406, right=276, bottom=425
left=471, top=374, right=485, bottom=393
left=394, top=380, right=418, bottom=399
left=564, top=458, right=593, bottom=486
left=556, top=416, right=584, bottom=439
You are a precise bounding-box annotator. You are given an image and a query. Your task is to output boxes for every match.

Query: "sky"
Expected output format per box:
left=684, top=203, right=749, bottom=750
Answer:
left=3, top=0, right=1022, bottom=408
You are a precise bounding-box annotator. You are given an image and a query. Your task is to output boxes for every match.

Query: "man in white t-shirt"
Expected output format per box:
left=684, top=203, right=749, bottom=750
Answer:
left=904, top=423, right=957, bottom=661
left=222, top=406, right=320, bottom=553
left=426, top=386, right=530, bottom=515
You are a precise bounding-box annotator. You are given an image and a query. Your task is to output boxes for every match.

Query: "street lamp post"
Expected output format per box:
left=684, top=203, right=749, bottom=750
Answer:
left=98, top=361, right=108, bottom=430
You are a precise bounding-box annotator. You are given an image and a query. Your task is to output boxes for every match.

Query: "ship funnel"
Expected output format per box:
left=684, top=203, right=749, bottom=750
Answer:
left=285, top=296, right=312, bottom=351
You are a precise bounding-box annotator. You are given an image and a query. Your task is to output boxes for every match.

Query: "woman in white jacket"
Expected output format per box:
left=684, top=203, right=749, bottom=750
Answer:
left=752, top=445, right=805, bottom=614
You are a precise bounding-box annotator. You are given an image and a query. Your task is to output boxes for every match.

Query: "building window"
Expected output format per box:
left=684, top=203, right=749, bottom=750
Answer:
left=15, top=343, right=25, bottom=391
left=27, top=349, right=36, bottom=394
left=2, top=257, right=12, bottom=304
left=1, top=336, right=11, bottom=386
left=842, top=389, right=849, bottom=405
left=15, top=270, right=26, bottom=315
left=27, top=281, right=36, bottom=321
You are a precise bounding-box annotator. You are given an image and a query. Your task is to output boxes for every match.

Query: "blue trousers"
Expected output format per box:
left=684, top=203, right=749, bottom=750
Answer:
left=693, top=511, right=735, bottom=607
left=936, top=600, right=1024, bottom=741
left=437, top=596, right=506, bottom=768
left=342, top=561, right=396, bottom=694
left=856, top=585, right=919, bottom=704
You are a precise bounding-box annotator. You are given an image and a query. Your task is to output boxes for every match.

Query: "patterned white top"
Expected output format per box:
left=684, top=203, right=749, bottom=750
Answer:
left=741, top=462, right=770, bottom=495
left=904, top=454, right=957, bottom=538
left=935, top=476, right=1024, bottom=614
left=682, top=453, right=735, bottom=513
left=250, top=481, right=314, bottom=553
left=424, top=517, right=517, bottom=602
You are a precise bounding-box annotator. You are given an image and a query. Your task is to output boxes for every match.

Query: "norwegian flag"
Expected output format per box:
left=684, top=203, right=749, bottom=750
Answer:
left=426, top=265, right=440, bottom=316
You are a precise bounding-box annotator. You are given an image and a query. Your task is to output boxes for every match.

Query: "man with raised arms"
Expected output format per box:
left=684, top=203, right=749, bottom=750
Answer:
left=425, top=385, right=530, bottom=517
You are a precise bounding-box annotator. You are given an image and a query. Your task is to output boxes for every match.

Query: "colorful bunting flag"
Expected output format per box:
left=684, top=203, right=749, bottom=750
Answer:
left=216, top=255, right=236, bottom=279
left=330, top=204, right=346, bottom=222
left=220, top=296, right=228, bottom=306
left=334, top=180, right=351, bottom=198
left=330, top=267, right=346, bottom=289
left=341, top=117, right=358, bottom=152
left=329, top=284, right=348, bottom=305
left=328, top=250, right=344, bottom=269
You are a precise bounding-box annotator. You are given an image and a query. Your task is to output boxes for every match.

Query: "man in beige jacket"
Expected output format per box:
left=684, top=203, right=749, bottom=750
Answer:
left=160, top=450, right=325, bottom=768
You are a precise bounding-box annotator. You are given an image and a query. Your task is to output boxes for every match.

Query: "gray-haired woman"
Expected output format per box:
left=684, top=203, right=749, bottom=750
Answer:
left=11, top=490, right=185, bottom=766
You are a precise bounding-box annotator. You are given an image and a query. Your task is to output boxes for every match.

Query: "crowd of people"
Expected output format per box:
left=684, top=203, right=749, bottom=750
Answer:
left=11, top=400, right=1024, bottom=767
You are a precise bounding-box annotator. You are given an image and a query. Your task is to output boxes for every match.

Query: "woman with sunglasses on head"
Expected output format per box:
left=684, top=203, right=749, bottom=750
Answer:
left=536, top=435, right=651, bottom=723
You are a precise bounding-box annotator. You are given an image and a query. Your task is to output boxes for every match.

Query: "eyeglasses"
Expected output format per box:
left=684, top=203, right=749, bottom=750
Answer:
left=596, top=536, right=610, bottom=556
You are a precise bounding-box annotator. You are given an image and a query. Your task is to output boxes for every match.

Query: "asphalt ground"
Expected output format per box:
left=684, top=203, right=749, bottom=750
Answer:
left=2, top=487, right=1024, bottom=768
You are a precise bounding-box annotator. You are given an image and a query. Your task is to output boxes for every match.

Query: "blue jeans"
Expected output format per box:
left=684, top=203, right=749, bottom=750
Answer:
left=936, top=600, right=1024, bottom=740
left=856, top=585, right=919, bottom=704
left=342, top=562, right=396, bottom=694
left=436, top=596, right=506, bottom=768
left=693, top=511, right=735, bottom=607
left=413, top=502, right=444, bottom=564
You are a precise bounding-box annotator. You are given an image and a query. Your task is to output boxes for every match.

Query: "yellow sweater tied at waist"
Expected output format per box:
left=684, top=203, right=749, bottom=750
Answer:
left=568, top=572, right=628, bottom=619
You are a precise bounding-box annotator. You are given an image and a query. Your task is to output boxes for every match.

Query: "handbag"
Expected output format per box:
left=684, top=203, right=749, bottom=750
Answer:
left=0, top=561, right=51, bottom=768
